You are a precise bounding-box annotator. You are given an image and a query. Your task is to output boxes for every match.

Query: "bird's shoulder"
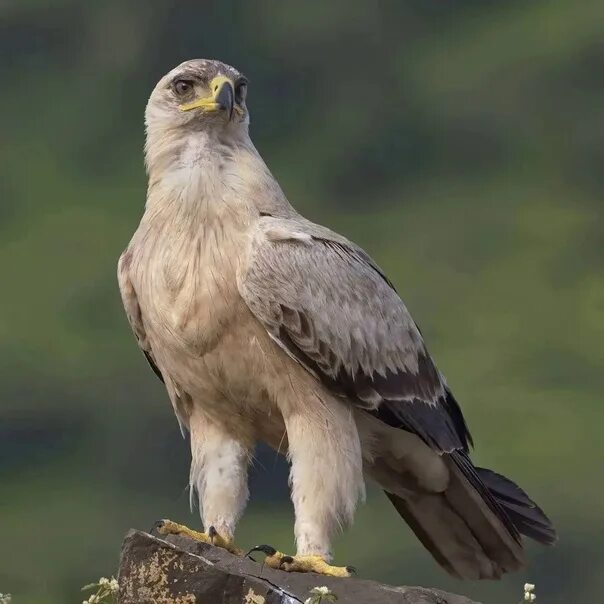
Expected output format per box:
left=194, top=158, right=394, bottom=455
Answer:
left=251, top=213, right=358, bottom=246
left=245, top=213, right=393, bottom=288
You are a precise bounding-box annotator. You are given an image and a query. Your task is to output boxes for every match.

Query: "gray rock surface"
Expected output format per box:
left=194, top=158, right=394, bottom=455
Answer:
left=117, top=529, right=480, bottom=604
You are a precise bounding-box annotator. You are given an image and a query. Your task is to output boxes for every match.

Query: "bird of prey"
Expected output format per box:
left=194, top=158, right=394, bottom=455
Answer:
left=118, top=59, right=556, bottom=578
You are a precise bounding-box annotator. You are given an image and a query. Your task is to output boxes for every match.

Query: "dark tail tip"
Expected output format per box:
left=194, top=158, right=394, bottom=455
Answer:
left=477, top=467, right=558, bottom=546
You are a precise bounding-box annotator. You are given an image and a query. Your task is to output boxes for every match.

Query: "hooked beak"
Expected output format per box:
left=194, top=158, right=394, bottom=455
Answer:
left=179, top=75, right=234, bottom=120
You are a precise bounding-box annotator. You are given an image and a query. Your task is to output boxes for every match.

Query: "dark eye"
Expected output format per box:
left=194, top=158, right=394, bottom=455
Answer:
left=235, top=80, right=248, bottom=104
left=173, top=79, right=193, bottom=96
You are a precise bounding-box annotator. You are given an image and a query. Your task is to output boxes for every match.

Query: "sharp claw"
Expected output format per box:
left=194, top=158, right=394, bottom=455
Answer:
left=346, top=565, right=357, bottom=575
left=151, top=519, right=168, bottom=534
left=151, top=520, right=163, bottom=530
left=245, top=544, right=277, bottom=558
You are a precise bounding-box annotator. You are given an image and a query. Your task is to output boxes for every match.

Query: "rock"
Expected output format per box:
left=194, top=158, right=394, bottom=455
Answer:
left=117, top=529, right=480, bottom=604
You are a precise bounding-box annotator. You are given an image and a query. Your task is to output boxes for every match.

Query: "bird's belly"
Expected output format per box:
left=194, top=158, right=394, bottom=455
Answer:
left=158, top=316, right=286, bottom=439
left=207, top=320, right=274, bottom=395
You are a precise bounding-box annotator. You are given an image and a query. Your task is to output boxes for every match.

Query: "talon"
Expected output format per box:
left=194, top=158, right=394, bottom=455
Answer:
left=149, top=519, right=243, bottom=556
left=247, top=548, right=352, bottom=577
left=154, top=519, right=178, bottom=535
left=246, top=544, right=277, bottom=557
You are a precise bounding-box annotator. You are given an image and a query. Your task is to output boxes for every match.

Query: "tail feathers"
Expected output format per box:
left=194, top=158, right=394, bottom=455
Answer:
left=385, top=491, right=515, bottom=580
left=476, top=467, right=558, bottom=546
left=383, top=453, right=557, bottom=580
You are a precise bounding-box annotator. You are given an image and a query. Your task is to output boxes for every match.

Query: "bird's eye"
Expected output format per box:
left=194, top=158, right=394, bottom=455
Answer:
left=173, top=79, right=193, bottom=96
left=235, top=80, right=248, bottom=104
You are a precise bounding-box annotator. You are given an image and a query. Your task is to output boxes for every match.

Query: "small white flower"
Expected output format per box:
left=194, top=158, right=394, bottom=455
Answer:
left=524, top=592, right=536, bottom=602
left=109, top=578, right=119, bottom=592
left=312, top=587, right=331, bottom=595
left=99, top=577, right=109, bottom=586
left=524, top=583, right=535, bottom=593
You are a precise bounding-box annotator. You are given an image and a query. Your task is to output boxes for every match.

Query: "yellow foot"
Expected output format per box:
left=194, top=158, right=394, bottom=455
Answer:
left=154, top=519, right=243, bottom=555
left=247, top=545, right=354, bottom=577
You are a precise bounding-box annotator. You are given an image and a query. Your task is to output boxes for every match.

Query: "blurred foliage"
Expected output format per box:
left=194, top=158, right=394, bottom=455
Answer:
left=0, top=1, right=602, bottom=603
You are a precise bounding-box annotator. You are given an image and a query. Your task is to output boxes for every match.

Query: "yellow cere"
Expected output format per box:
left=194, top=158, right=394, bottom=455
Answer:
left=209, top=75, right=234, bottom=93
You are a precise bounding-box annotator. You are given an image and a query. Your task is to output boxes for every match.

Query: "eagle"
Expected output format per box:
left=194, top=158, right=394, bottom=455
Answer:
left=118, top=59, right=556, bottom=578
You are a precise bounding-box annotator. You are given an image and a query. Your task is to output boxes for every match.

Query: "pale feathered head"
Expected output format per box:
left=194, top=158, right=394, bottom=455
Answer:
left=146, top=59, right=249, bottom=135
left=144, top=59, right=251, bottom=176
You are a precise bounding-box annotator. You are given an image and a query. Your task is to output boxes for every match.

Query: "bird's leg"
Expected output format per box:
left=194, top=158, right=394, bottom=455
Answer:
left=249, top=406, right=364, bottom=577
left=156, top=413, right=251, bottom=556
left=154, top=519, right=243, bottom=555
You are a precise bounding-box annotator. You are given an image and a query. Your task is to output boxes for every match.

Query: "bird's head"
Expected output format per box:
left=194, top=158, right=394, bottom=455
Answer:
left=145, top=59, right=249, bottom=138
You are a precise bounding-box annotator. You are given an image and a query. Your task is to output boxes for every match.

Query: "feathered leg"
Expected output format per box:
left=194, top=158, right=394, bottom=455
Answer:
left=250, top=396, right=364, bottom=576
left=157, top=410, right=251, bottom=555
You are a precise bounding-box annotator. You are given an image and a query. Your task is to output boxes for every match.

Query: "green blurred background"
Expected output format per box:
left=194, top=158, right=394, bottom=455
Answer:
left=1, top=1, right=602, bottom=603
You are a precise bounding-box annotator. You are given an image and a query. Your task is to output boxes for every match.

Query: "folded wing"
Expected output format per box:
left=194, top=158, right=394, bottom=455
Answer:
left=238, top=216, right=556, bottom=579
